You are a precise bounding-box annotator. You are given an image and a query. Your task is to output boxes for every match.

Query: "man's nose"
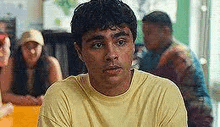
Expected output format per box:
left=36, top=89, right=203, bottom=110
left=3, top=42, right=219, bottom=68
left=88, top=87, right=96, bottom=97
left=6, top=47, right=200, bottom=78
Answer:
left=30, top=49, right=36, bottom=54
left=105, top=44, right=118, bottom=61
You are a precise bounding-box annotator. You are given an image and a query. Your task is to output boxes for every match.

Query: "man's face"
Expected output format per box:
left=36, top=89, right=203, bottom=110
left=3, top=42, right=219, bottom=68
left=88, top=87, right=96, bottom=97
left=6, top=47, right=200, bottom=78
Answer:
left=77, top=26, right=135, bottom=86
left=142, top=22, right=164, bottom=51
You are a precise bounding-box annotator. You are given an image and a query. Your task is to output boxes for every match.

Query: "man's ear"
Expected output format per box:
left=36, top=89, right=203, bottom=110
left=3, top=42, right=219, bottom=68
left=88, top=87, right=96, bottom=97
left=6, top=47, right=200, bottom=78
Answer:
left=162, top=26, right=171, bottom=36
left=74, top=42, right=84, bottom=62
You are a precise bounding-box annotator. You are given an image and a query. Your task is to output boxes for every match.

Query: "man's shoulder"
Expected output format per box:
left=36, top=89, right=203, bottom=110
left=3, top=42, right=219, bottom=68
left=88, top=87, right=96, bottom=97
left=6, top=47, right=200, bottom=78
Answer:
left=46, top=74, right=88, bottom=95
left=162, top=39, right=193, bottom=63
left=171, top=40, right=190, bottom=52
left=134, top=70, right=181, bottom=104
left=135, top=69, right=176, bottom=89
left=41, top=74, right=89, bottom=112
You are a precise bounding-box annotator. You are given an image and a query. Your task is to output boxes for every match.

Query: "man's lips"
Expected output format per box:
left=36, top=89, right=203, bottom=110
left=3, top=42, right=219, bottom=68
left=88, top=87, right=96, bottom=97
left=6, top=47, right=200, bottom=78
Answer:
left=103, top=66, right=122, bottom=75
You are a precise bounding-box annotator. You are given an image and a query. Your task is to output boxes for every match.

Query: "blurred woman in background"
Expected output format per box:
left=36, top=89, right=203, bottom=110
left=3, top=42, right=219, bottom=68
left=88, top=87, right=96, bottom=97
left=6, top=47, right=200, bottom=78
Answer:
left=1, top=30, right=63, bottom=106
left=0, top=33, right=13, bottom=118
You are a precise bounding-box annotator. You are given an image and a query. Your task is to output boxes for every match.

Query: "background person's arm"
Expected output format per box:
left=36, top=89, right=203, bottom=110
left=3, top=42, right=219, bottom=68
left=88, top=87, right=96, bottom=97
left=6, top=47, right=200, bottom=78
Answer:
left=2, top=93, right=42, bottom=106
left=47, top=56, right=63, bottom=86
left=0, top=102, right=13, bottom=118
left=191, top=51, right=211, bottom=106
left=0, top=57, right=14, bottom=99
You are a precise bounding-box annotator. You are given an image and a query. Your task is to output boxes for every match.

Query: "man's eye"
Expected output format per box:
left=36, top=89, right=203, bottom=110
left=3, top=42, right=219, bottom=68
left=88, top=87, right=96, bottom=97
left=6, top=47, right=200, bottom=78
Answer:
left=92, top=43, right=104, bottom=49
left=117, top=40, right=126, bottom=46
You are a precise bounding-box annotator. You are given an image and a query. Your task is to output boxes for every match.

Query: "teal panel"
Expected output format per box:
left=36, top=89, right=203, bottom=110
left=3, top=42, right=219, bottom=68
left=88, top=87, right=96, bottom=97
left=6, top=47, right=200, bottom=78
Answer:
left=173, top=0, right=190, bottom=45
left=136, top=20, right=143, bottom=44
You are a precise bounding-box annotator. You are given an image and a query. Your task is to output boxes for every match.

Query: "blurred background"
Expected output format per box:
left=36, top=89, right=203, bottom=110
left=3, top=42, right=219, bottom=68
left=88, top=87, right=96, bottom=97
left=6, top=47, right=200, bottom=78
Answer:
left=0, top=0, right=219, bottom=126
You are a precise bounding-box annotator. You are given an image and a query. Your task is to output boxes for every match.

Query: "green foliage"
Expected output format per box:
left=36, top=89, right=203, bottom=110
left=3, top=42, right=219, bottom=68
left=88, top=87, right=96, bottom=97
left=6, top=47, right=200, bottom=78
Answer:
left=54, top=0, right=77, bottom=15
left=54, top=18, right=61, bottom=26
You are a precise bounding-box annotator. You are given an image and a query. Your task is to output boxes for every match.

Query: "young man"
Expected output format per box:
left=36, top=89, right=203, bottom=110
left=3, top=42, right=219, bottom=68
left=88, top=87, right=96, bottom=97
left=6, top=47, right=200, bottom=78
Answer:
left=38, top=0, right=187, bottom=126
left=140, top=11, right=212, bottom=126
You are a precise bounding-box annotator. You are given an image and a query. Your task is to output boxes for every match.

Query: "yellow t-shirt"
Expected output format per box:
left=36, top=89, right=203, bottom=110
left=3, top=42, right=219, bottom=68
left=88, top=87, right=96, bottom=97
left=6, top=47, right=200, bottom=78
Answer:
left=38, top=69, right=187, bottom=127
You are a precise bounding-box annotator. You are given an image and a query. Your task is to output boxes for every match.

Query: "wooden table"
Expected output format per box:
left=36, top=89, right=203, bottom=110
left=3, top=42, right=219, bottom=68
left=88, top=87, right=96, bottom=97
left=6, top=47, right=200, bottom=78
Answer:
left=0, top=105, right=41, bottom=127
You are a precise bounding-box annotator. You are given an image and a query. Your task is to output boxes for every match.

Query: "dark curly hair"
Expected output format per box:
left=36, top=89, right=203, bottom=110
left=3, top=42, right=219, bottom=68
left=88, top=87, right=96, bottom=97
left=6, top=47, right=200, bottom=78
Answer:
left=71, top=0, right=137, bottom=48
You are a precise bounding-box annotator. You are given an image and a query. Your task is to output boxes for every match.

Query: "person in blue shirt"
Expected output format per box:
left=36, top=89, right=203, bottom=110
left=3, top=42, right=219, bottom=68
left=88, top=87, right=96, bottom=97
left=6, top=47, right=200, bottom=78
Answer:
left=140, top=11, right=213, bottom=127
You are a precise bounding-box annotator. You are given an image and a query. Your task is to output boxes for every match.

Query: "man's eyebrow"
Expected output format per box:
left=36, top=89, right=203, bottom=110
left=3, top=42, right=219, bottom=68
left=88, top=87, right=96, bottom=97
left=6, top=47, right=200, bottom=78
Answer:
left=113, top=31, right=129, bottom=38
left=113, top=31, right=130, bottom=38
left=86, top=35, right=104, bottom=43
left=85, top=31, right=129, bottom=42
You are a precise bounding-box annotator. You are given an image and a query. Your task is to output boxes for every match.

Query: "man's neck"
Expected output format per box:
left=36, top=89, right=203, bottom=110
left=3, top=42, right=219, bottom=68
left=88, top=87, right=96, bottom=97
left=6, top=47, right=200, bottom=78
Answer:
left=89, top=70, right=134, bottom=96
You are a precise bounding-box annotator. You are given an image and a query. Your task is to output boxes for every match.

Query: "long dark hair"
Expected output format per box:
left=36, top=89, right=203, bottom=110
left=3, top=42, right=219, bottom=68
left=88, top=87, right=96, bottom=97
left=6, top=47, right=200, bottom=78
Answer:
left=11, top=46, right=50, bottom=97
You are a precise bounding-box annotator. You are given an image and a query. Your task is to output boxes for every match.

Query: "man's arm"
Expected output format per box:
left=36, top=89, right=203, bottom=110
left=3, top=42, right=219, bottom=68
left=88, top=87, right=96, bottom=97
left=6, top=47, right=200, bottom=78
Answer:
left=191, top=51, right=211, bottom=106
